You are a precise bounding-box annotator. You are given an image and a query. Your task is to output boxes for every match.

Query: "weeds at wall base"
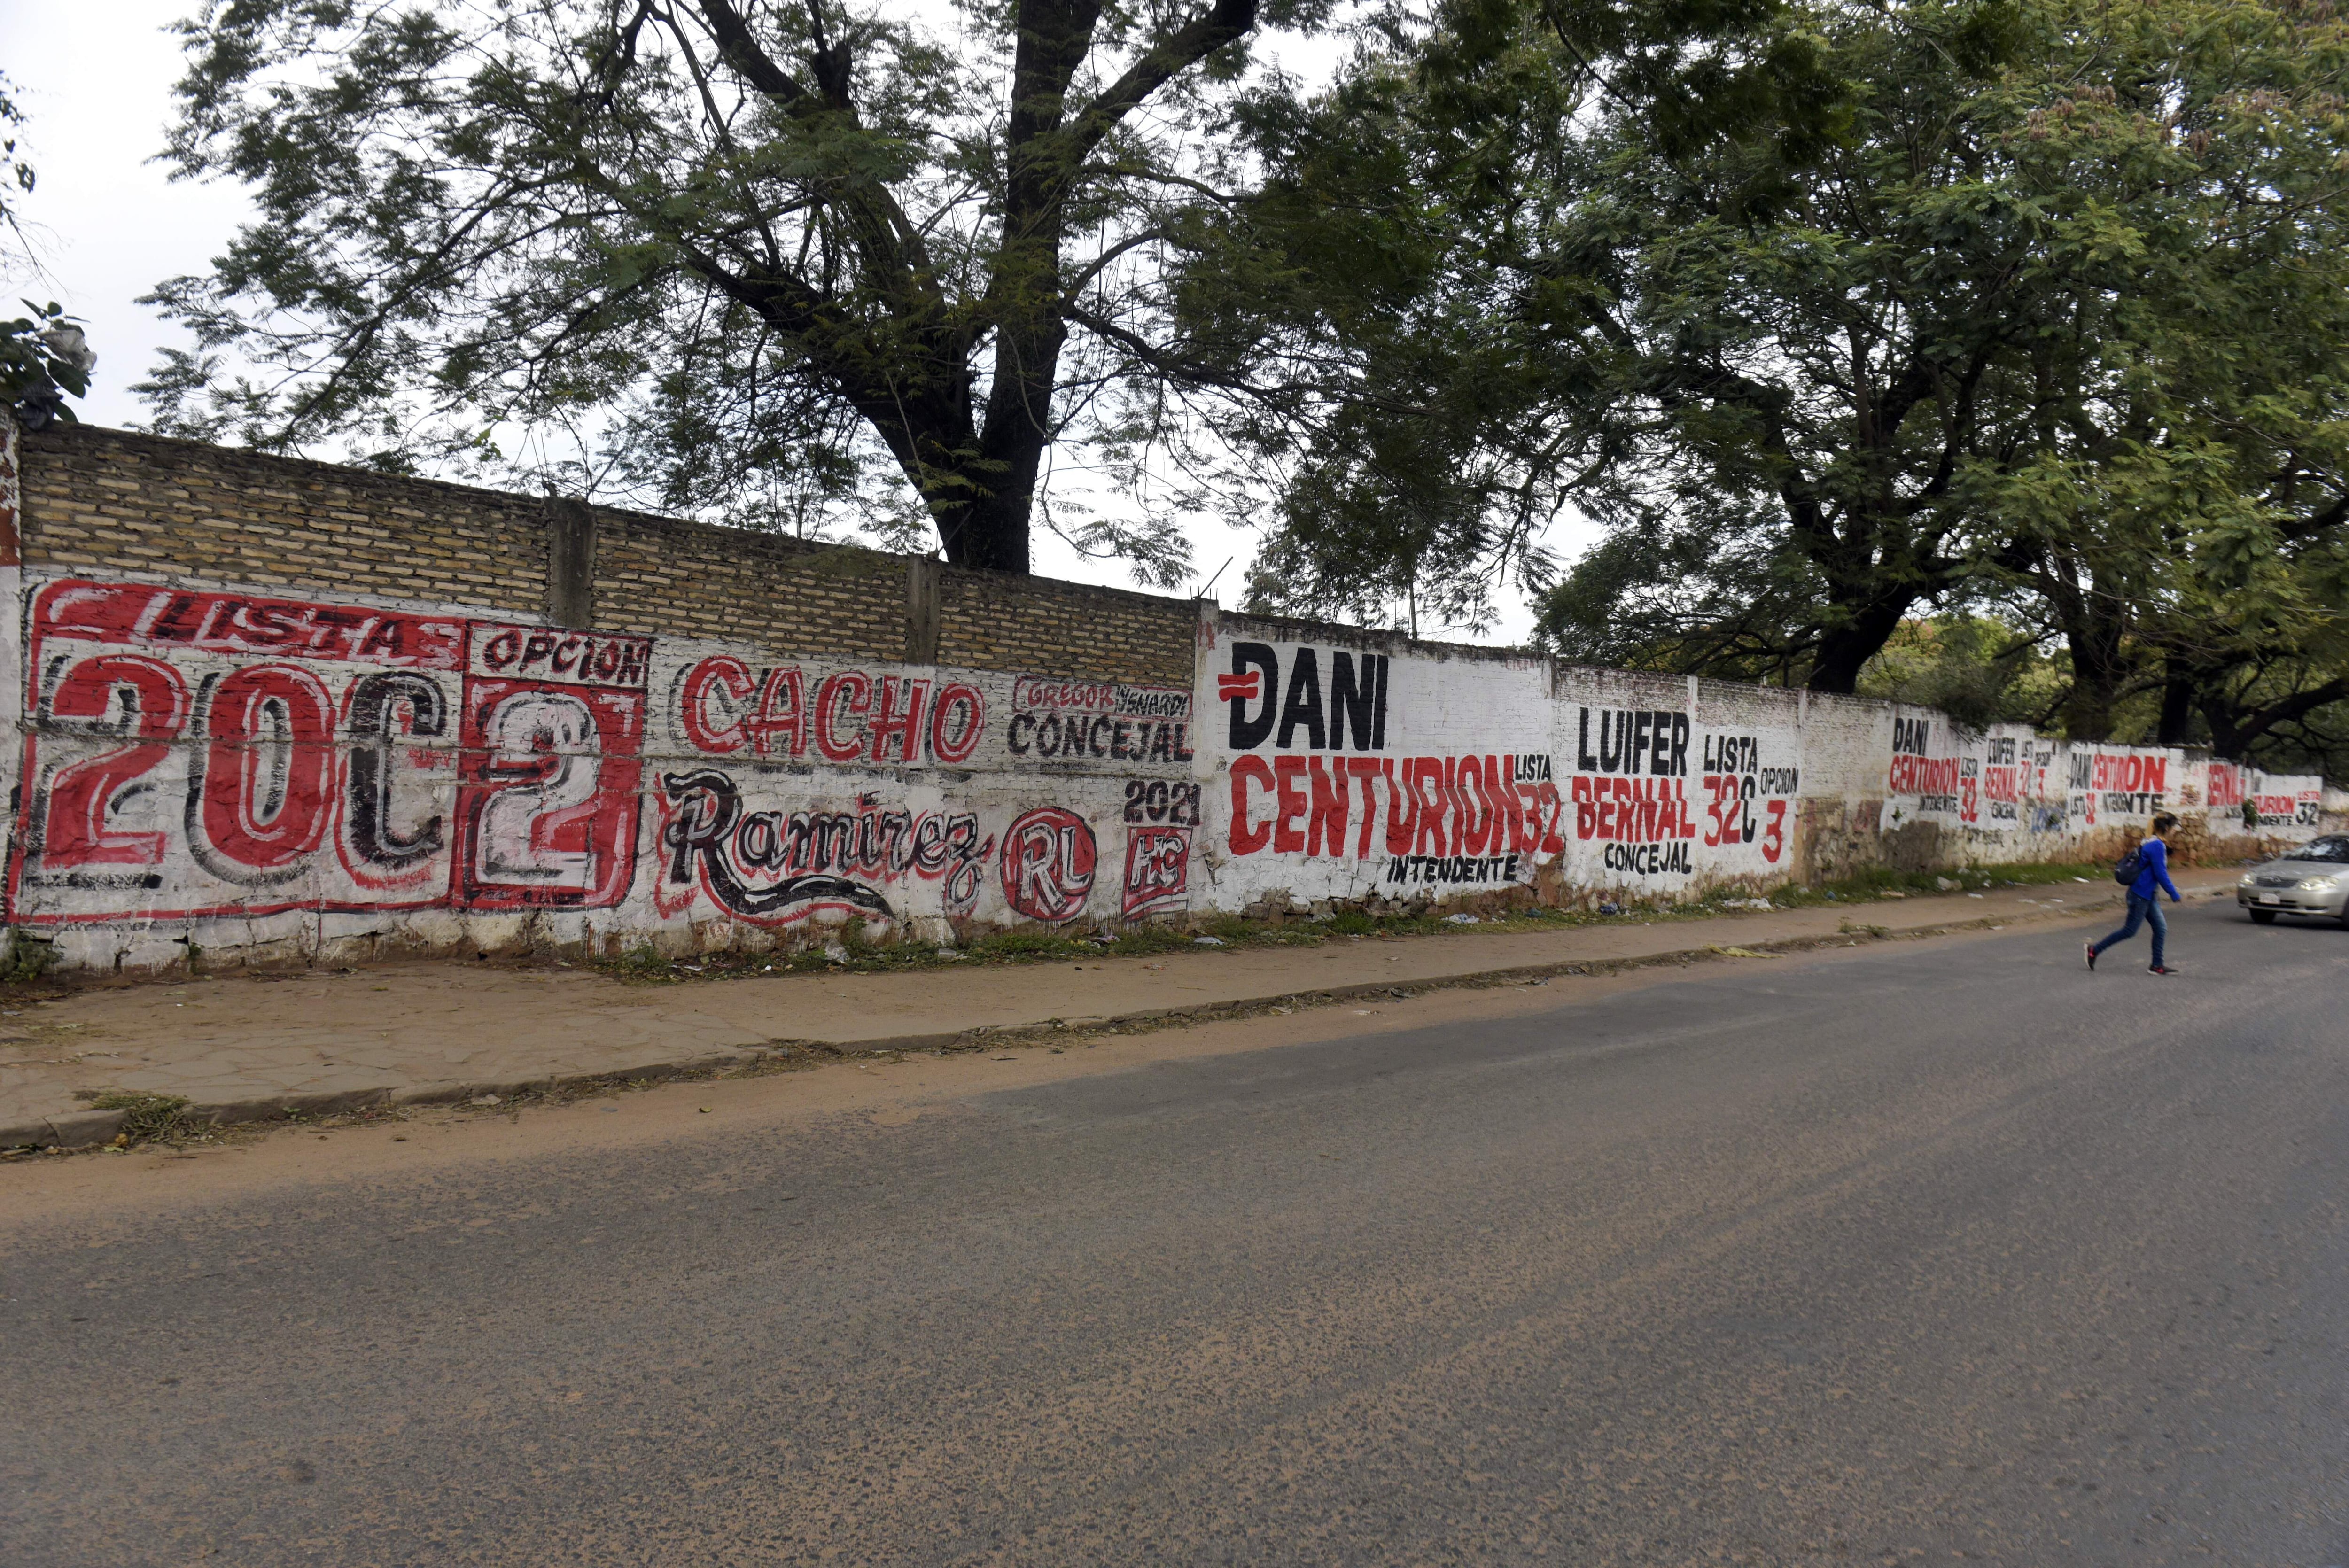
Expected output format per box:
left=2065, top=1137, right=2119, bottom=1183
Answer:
left=0, top=859, right=2122, bottom=1001
left=0, top=932, right=59, bottom=988
left=584, top=860, right=2118, bottom=985
left=82, top=1091, right=192, bottom=1144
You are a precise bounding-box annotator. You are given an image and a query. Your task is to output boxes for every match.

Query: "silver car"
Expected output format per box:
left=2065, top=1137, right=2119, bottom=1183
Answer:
left=2237, top=834, right=2349, bottom=925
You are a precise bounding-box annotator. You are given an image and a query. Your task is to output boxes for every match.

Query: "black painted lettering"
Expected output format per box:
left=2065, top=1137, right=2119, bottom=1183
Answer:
left=1330, top=652, right=1374, bottom=751
left=1278, top=648, right=1326, bottom=751
left=1229, top=643, right=1278, bottom=751
left=345, top=671, right=446, bottom=869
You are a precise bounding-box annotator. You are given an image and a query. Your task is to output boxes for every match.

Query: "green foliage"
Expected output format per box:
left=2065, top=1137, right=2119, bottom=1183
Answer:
left=0, top=301, right=94, bottom=429
left=0, top=932, right=57, bottom=987
left=1856, top=617, right=2066, bottom=732
left=1756, top=859, right=2106, bottom=906
left=1541, top=0, right=2349, bottom=733
left=1178, top=0, right=1845, bottom=636
left=1976, top=0, right=2349, bottom=759
left=971, top=931, right=1078, bottom=959
left=614, top=942, right=672, bottom=978
left=1192, top=0, right=2347, bottom=753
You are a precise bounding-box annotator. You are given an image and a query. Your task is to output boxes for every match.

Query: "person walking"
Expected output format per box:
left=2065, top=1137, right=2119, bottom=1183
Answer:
left=2087, top=812, right=2183, bottom=975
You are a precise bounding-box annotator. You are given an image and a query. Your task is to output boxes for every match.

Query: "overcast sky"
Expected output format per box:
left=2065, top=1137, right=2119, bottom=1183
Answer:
left=1, top=2, right=1556, bottom=643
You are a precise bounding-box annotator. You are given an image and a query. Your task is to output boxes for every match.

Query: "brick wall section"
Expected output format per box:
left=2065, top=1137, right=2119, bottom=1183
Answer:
left=938, top=567, right=1197, bottom=686
left=19, top=425, right=551, bottom=614
left=17, top=425, right=1206, bottom=680
left=589, top=510, right=910, bottom=660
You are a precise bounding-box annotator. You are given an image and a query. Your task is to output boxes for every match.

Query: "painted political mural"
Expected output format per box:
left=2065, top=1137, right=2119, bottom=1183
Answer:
left=650, top=647, right=1195, bottom=932
left=1879, top=712, right=2064, bottom=836
left=2197, top=760, right=2321, bottom=842
left=8, top=575, right=1196, bottom=949
left=1882, top=707, right=1964, bottom=833
left=2250, top=774, right=2325, bottom=838
left=1192, top=623, right=1563, bottom=908
left=2063, top=744, right=2179, bottom=833
left=1193, top=621, right=1819, bottom=907
left=1877, top=711, right=2197, bottom=850
left=2207, top=761, right=2253, bottom=832
left=1553, top=683, right=1804, bottom=894
left=7, top=578, right=640, bottom=925
left=4, top=574, right=2332, bottom=970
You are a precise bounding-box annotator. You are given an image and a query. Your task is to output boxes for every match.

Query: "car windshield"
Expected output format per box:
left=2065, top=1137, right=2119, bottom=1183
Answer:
left=2286, top=836, right=2349, bottom=863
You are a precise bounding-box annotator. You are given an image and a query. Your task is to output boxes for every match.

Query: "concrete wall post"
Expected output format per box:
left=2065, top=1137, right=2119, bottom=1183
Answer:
left=905, top=555, right=941, bottom=665
left=0, top=411, right=23, bottom=959
left=544, top=496, right=598, bottom=628
left=0, top=407, right=20, bottom=569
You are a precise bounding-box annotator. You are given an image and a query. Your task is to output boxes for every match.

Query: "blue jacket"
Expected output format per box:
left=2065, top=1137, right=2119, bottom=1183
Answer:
left=2132, top=837, right=2181, bottom=901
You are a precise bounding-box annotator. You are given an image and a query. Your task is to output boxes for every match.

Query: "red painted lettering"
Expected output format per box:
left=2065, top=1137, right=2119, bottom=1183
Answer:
left=1229, top=756, right=1276, bottom=854
left=681, top=656, right=754, bottom=753
left=1274, top=755, right=1309, bottom=853
left=868, top=677, right=929, bottom=764
left=930, top=683, right=985, bottom=763
left=748, top=667, right=806, bottom=757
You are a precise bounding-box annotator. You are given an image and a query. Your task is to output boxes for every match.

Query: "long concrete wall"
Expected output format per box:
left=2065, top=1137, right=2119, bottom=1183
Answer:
left=0, top=420, right=2333, bottom=973
left=1191, top=615, right=2326, bottom=918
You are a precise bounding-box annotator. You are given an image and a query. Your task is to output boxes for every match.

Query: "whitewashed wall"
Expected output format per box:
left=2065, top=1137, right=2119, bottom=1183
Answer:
left=1192, top=611, right=2334, bottom=914
left=1, top=583, right=2336, bottom=971
left=1189, top=617, right=1561, bottom=912
left=1550, top=670, right=1806, bottom=897
left=8, top=571, right=1194, bottom=969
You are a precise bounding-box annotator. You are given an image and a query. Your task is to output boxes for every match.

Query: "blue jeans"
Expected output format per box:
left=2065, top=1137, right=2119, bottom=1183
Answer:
left=2092, top=893, right=2167, bottom=968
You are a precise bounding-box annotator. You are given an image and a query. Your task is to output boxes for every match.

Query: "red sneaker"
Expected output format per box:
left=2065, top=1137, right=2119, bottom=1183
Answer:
left=2148, top=965, right=2179, bottom=976
left=2084, top=941, right=2097, bottom=971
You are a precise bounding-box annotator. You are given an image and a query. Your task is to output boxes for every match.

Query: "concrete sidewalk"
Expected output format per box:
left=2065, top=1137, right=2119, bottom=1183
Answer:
left=0, top=873, right=2235, bottom=1148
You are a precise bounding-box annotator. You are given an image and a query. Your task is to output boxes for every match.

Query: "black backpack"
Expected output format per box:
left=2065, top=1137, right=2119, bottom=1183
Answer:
left=2112, top=846, right=2144, bottom=885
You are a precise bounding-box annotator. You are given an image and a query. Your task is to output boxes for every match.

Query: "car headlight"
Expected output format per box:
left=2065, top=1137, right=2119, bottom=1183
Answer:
left=2297, top=876, right=2340, bottom=893
left=2239, top=872, right=2258, bottom=885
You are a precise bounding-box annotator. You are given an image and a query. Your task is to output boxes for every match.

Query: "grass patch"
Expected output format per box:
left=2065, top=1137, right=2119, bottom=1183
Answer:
left=1761, top=861, right=2107, bottom=909
left=0, top=933, right=57, bottom=987
left=613, top=942, right=673, bottom=978
left=87, top=1091, right=192, bottom=1143
left=1613, top=859, right=2110, bottom=923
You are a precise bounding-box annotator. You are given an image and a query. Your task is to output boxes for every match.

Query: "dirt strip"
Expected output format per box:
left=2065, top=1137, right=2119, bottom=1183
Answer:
left=0, top=873, right=2238, bottom=1148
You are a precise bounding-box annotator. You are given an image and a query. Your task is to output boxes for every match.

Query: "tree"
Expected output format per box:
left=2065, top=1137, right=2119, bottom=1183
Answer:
left=0, top=69, right=34, bottom=246
left=1520, top=0, right=2152, bottom=693
left=1951, top=0, right=2349, bottom=741
left=1173, top=0, right=1843, bottom=636
left=1534, top=0, right=2349, bottom=711
left=1854, top=613, right=2066, bottom=731
left=1199, top=0, right=2349, bottom=706
left=143, top=0, right=1320, bottom=575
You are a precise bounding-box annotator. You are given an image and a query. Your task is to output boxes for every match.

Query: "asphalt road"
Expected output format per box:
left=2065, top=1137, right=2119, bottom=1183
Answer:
left=6, top=898, right=2347, bottom=1565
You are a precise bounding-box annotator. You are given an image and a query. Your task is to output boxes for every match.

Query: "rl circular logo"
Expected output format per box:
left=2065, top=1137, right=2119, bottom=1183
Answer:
left=1000, top=806, right=1097, bottom=923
